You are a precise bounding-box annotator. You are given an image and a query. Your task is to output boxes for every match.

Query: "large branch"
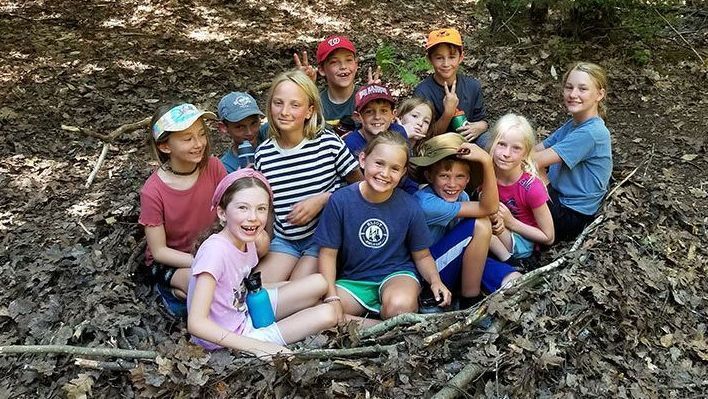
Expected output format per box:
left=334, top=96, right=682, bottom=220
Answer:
left=0, top=345, right=157, bottom=359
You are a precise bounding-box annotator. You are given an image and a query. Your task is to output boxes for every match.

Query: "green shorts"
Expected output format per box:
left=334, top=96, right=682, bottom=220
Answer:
left=335, top=271, right=419, bottom=313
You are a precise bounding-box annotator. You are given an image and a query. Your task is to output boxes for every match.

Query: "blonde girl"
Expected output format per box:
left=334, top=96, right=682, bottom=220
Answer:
left=395, top=97, right=435, bottom=145
left=487, top=114, right=554, bottom=261
left=534, top=62, right=612, bottom=241
left=139, top=103, right=227, bottom=315
left=187, top=169, right=337, bottom=359
left=254, top=70, right=362, bottom=283
left=315, top=131, right=452, bottom=323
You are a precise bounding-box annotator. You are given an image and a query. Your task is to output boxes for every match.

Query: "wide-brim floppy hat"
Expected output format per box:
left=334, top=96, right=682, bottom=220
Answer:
left=410, top=132, right=467, bottom=167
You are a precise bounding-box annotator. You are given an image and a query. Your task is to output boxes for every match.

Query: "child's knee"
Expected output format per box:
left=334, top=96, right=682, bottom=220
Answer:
left=475, top=217, right=492, bottom=238
left=305, top=273, right=328, bottom=295
left=381, top=295, right=417, bottom=319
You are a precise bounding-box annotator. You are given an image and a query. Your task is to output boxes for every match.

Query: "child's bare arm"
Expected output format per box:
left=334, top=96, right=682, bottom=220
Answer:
left=187, top=273, right=291, bottom=360
left=500, top=203, right=555, bottom=245
left=145, top=225, right=193, bottom=268
left=411, top=249, right=451, bottom=306
left=455, top=143, right=499, bottom=218
left=534, top=146, right=562, bottom=170
left=287, top=193, right=331, bottom=226
left=318, top=247, right=344, bottom=323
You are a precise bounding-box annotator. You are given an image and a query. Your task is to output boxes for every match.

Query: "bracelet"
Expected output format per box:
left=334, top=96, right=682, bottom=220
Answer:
left=323, top=295, right=341, bottom=304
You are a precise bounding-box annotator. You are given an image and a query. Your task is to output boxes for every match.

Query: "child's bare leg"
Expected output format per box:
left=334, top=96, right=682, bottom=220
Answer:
left=171, top=268, right=191, bottom=299
left=489, top=235, right=512, bottom=262
left=277, top=303, right=338, bottom=344
left=289, top=256, right=318, bottom=280
left=460, top=218, right=492, bottom=298
left=275, top=274, right=327, bottom=319
left=255, top=252, right=299, bottom=283
left=379, top=276, right=420, bottom=319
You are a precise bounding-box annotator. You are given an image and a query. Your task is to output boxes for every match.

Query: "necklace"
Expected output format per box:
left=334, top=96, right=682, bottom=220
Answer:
left=162, top=162, right=199, bottom=176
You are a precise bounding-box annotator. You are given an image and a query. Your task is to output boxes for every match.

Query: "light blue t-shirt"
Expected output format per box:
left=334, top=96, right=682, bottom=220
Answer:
left=543, top=117, right=612, bottom=215
left=220, top=148, right=240, bottom=174
left=414, top=185, right=470, bottom=242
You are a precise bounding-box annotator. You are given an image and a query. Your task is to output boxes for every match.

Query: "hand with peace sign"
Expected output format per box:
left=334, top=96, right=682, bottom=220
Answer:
left=442, top=80, right=459, bottom=118
left=293, top=51, right=318, bottom=82
left=367, top=66, right=382, bottom=85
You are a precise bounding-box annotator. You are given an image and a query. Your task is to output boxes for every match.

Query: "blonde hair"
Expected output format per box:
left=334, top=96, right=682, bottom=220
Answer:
left=362, top=130, right=409, bottom=163
left=488, top=113, right=538, bottom=177
left=563, top=61, right=608, bottom=120
left=147, top=103, right=212, bottom=170
left=266, top=69, right=325, bottom=140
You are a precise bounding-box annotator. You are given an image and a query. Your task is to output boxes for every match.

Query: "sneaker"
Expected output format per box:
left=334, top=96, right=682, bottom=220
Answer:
left=155, top=283, right=187, bottom=318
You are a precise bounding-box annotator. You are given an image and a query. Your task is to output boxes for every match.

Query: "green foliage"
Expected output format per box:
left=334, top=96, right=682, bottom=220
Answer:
left=631, top=47, right=652, bottom=66
left=375, top=44, right=431, bottom=87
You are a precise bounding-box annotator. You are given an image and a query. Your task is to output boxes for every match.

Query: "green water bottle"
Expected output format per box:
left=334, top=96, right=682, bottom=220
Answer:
left=450, top=109, right=467, bottom=131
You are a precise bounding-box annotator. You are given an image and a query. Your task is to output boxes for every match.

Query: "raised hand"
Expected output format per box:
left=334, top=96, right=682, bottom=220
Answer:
left=293, top=51, right=317, bottom=82
left=443, top=80, right=459, bottom=117
left=367, top=66, right=382, bottom=85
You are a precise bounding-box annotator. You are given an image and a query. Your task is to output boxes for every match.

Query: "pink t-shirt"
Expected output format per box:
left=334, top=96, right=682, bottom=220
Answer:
left=497, top=172, right=549, bottom=228
left=138, top=157, right=227, bottom=265
left=186, top=234, right=258, bottom=350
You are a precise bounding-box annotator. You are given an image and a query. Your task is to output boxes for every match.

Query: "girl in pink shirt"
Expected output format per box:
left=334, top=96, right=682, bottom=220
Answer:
left=139, top=103, right=227, bottom=314
left=487, top=114, right=554, bottom=261
left=187, top=169, right=337, bottom=359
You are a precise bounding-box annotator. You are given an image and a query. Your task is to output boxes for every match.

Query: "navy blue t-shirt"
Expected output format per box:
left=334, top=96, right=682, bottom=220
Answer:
left=413, top=74, right=487, bottom=130
left=314, top=183, right=432, bottom=282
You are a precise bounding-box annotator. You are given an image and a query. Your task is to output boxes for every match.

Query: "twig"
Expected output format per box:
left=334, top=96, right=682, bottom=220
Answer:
left=295, top=343, right=397, bottom=359
left=74, top=357, right=137, bottom=371
left=606, top=166, right=639, bottom=200
left=85, top=142, right=109, bottom=188
left=77, top=117, right=151, bottom=143
left=431, top=321, right=507, bottom=399
left=0, top=345, right=157, bottom=359
left=654, top=7, right=705, bottom=64
left=77, top=220, right=93, bottom=236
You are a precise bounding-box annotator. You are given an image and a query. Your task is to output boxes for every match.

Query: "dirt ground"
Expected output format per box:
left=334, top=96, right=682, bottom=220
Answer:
left=1, top=0, right=706, bottom=397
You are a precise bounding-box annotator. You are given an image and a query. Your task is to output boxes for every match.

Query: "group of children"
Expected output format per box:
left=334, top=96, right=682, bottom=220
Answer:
left=138, top=28, right=612, bottom=358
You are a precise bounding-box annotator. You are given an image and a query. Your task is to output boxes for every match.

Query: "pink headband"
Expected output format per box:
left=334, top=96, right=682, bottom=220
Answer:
left=211, top=168, right=273, bottom=211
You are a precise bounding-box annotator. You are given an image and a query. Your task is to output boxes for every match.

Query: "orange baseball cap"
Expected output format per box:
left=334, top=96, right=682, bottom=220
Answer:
left=425, top=28, right=463, bottom=50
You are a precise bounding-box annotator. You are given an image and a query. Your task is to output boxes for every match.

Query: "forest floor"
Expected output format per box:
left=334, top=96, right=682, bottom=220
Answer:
left=1, top=0, right=707, bottom=397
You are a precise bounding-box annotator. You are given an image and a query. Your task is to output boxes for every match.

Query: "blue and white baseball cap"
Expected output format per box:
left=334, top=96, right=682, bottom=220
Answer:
left=152, top=103, right=216, bottom=141
left=217, top=92, right=265, bottom=123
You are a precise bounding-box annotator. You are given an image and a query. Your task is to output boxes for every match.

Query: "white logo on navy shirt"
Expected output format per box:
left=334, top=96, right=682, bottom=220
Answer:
left=359, top=218, right=388, bottom=248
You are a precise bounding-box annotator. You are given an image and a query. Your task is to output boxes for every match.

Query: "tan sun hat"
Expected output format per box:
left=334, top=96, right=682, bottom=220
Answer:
left=410, top=133, right=467, bottom=167
left=410, top=132, right=483, bottom=189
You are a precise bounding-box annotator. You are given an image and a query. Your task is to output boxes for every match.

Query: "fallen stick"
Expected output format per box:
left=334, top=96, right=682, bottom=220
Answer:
left=654, top=7, right=705, bottom=65
left=74, top=357, right=137, bottom=371
left=431, top=321, right=507, bottom=399
left=295, top=343, right=397, bottom=359
left=360, top=313, right=432, bottom=339
left=0, top=345, right=157, bottom=359
left=605, top=165, right=639, bottom=201
left=85, top=142, right=109, bottom=188
left=76, top=116, right=151, bottom=143
left=421, top=216, right=604, bottom=348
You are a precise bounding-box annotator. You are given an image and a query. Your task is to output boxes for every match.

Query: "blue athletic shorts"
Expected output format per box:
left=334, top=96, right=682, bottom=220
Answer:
left=511, top=232, right=535, bottom=259
left=429, top=218, right=516, bottom=293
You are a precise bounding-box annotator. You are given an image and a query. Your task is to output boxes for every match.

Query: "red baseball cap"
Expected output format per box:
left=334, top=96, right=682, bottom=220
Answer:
left=354, top=84, right=395, bottom=112
left=316, top=35, right=356, bottom=64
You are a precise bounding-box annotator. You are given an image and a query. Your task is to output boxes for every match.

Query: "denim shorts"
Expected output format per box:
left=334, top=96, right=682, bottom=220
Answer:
left=269, top=234, right=320, bottom=258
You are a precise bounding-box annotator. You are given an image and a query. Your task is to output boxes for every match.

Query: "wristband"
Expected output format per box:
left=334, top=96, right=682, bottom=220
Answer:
left=323, top=295, right=341, bottom=303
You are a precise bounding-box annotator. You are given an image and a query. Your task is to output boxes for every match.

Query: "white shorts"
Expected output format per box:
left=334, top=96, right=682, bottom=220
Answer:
left=242, top=287, right=286, bottom=345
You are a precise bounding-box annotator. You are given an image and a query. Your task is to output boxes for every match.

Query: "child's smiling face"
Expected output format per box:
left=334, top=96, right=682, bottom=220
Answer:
left=218, top=186, right=270, bottom=250
left=270, top=80, right=314, bottom=136
left=399, top=103, right=433, bottom=139
left=428, top=44, right=463, bottom=84
left=318, top=48, right=358, bottom=90
left=355, top=100, right=395, bottom=141
left=426, top=160, right=470, bottom=202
